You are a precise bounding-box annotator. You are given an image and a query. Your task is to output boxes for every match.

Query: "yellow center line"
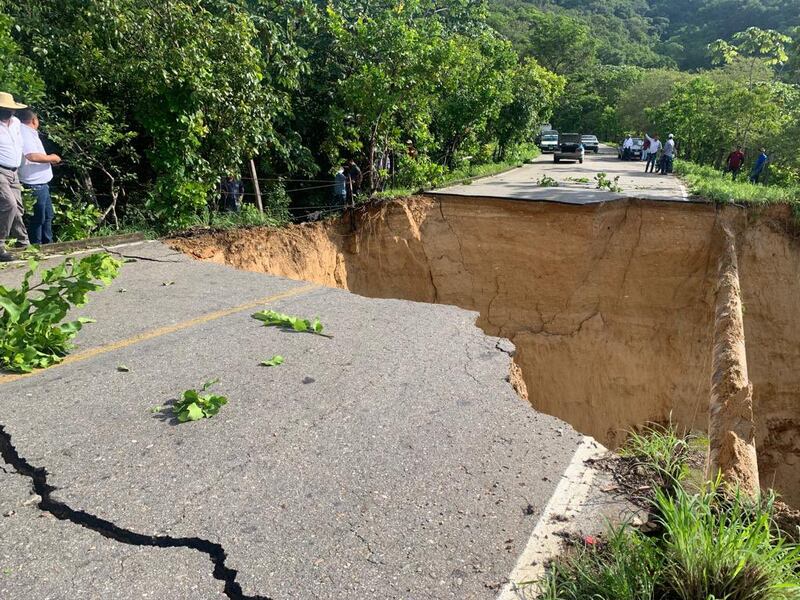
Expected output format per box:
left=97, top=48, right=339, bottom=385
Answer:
left=0, top=284, right=319, bottom=386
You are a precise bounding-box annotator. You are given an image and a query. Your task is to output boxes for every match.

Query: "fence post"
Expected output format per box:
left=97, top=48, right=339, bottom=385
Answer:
left=249, top=158, right=264, bottom=214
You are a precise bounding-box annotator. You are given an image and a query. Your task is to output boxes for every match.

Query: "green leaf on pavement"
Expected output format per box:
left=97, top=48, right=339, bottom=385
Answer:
left=260, top=355, right=285, bottom=367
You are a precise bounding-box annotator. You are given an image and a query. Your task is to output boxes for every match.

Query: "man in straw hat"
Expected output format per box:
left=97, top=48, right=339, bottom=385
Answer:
left=0, top=91, right=30, bottom=261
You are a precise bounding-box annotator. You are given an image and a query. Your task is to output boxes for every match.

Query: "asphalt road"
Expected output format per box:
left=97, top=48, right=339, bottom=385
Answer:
left=435, top=145, right=691, bottom=204
left=0, top=242, right=585, bottom=599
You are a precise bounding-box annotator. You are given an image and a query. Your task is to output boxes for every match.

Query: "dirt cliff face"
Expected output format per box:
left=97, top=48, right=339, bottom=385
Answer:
left=171, top=196, right=800, bottom=504
left=738, top=213, right=800, bottom=503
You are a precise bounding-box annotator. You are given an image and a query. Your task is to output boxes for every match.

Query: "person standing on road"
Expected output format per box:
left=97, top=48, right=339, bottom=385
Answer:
left=725, top=146, right=746, bottom=181
left=0, top=92, right=30, bottom=262
left=749, top=149, right=768, bottom=184
left=622, top=135, right=633, bottom=160
left=644, top=133, right=661, bottom=173
left=18, top=109, right=61, bottom=244
left=661, top=134, right=676, bottom=174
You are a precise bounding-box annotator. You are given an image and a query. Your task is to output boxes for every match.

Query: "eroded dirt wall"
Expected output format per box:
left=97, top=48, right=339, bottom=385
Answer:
left=173, top=197, right=718, bottom=449
left=739, top=213, right=800, bottom=503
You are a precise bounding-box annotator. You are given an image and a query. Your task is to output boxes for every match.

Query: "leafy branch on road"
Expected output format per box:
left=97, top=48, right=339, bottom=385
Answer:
left=252, top=310, right=327, bottom=336
left=537, top=175, right=559, bottom=187
left=172, top=379, right=228, bottom=422
left=260, top=355, right=285, bottom=367
left=595, top=172, right=622, bottom=193
left=0, top=253, right=121, bottom=373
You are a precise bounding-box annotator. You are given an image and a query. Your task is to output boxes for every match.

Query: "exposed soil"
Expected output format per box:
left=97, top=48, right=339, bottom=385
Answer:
left=170, top=196, right=800, bottom=505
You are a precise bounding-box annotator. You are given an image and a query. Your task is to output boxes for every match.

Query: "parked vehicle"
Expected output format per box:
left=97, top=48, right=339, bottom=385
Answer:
left=539, top=131, right=559, bottom=153
left=581, top=134, right=600, bottom=153
left=554, top=133, right=584, bottom=164
left=617, top=137, right=644, bottom=160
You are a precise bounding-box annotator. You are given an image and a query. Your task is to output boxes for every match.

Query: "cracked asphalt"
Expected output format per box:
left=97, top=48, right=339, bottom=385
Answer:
left=0, top=243, right=583, bottom=599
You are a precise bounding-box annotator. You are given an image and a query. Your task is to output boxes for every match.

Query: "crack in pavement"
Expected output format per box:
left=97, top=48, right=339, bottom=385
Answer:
left=0, top=424, right=272, bottom=600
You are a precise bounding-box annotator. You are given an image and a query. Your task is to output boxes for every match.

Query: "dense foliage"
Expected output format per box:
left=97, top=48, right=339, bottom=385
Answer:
left=1, top=0, right=799, bottom=235
left=0, top=0, right=563, bottom=233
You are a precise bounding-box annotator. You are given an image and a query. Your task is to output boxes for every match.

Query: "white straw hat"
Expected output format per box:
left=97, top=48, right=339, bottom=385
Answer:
left=0, top=92, right=27, bottom=110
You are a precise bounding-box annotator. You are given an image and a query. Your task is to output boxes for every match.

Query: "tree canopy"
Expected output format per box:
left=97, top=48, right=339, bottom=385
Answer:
left=0, top=0, right=799, bottom=236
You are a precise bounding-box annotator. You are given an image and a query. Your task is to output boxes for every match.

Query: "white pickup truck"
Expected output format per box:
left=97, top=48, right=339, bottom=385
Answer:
left=539, top=131, right=559, bottom=153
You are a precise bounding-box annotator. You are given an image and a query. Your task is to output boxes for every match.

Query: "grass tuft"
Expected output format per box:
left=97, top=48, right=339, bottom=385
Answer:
left=538, top=427, right=800, bottom=600
left=621, top=423, right=692, bottom=494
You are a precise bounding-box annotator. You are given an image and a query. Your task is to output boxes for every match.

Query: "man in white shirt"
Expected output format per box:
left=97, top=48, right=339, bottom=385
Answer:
left=18, top=109, right=61, bottom=244
left=622, top=135, right=633, bottom=160
left=644, top=133, right=661, bottom=173
left=0, top=91, right=29, bottom=262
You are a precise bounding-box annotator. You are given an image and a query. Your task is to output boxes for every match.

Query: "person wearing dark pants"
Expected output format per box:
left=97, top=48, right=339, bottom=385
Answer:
left=0, top=92, right=30, bottom=262
left=18, top=109, right=60, bottom=244
left=660, top=134, right=676, bottom=174
left=644, top=133, right=661, bottom=173
left=749, top=149, right=769, bottom=184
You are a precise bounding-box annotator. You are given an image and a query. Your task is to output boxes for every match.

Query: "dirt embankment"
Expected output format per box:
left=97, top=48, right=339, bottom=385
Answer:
left=171, top=197, right=800, bottom=504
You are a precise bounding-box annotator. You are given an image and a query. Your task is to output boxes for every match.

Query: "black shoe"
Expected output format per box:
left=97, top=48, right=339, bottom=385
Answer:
left=12, top=241, right=29, bottom=249
left=0, top=252, right=14, bottom=262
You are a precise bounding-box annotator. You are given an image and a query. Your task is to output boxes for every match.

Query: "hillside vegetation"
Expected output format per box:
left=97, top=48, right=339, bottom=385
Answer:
left=0, top=0, right=798, bottom=236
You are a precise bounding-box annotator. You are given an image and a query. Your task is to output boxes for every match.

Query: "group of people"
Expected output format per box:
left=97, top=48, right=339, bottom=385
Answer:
left=622, top=133, right=677, bottom=175
left=644, top=133, right=676, bottom=174
left=0, top=91, right=61, bottom=262
left=724, top=147, right=769, bottom=184
left=333, top=159, right=363, bottom=206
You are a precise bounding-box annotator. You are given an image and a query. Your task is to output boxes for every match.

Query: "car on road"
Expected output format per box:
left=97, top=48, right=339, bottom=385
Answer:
left=554, top=133, right=584, bottom=164
left=581, top=134, right=600, bottom=153
left=538, top=131, right=559, bottom=153
left=618, top=137, right=644, bottom=160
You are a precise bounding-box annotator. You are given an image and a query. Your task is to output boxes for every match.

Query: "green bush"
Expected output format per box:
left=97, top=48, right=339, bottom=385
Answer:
left=22, top=190, right=103, bottom=243
left=262, top=182, right=291, bottom=225
left=394, top=155, right=448, bottom=189
left=52, top=195, right=103, bottom=241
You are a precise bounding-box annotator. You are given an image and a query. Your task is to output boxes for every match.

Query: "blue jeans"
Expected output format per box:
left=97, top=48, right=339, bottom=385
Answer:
left=24, top=183, right=54, bottom=244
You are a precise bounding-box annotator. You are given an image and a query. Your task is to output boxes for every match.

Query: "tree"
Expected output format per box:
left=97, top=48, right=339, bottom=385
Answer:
left=7, top=0, right=308, bottom=229
left=493, top=59, right=565, bottom=159
left=708, top=27, right=792, bottom=148
left=0, top=13, right=43, bottom=103
left=431, top=33, right=518, bottom=167
left=488, top=6, right=597, bottom=75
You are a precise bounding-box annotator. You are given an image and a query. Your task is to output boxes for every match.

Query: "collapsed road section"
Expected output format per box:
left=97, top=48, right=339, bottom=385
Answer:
left=0, top=242, right=587, bottom=599
left=172, top=195, right=800, bottom=505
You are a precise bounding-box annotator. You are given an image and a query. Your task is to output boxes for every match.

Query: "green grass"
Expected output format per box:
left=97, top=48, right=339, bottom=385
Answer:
left=620, top=423, right=692, bottom=494
left=676, top=160, right=800, bottom=208
left=538, top=426, right=800, bottom=600
left=376, top=146, right=541, bottom=199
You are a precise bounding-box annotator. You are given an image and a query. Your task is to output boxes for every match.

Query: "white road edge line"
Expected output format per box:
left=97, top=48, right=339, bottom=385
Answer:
left=3, top=239, right=156, bottom=266
left=496, top=435, right=607, bottom=600
left=678, top=180, right=690, bottom=201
